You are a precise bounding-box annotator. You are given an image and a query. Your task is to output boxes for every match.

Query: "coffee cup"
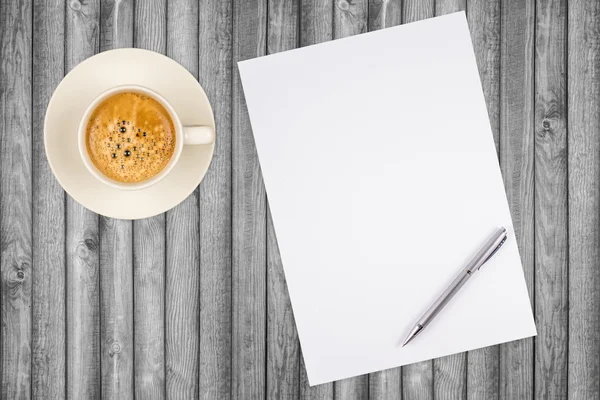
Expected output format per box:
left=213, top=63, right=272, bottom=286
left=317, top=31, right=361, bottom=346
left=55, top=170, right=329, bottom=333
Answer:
left=78, top=84, right=215, bottom=191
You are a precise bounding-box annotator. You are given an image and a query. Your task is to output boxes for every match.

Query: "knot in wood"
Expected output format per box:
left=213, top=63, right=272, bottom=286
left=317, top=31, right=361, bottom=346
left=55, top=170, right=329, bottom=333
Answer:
left=337, top=0, right=350, bottom=11
left=107, top=339, right=121, bottom=357
left=76, top=243, right=89, bottom=260
left=17, top=270, right=24, bottom=279
left=69, top=0, right=82, bottom=11
left=111, top=342, right=121, bottom=353
left=542, top=119, right=551, bottom=130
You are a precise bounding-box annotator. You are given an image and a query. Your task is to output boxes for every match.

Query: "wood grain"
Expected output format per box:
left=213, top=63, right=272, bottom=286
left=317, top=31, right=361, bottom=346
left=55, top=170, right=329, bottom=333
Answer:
left=368, top=0, right=401, bottom=31
left=1, top=1, right=600, bottom=398
left=165, top=0, right=200, bottom=398
left=98, top=1, right=134, bottom=399
left=499, top=0, right=535, bottom=399
left=298, top=4, right=333, bottom=399
left=0, top=0, right=32, bottom=398
left=31, top=0, right=66, bottom=398
left=568, top=0, right=600, bottom=398
left=198, top=0, right=233, bottom=398
left=100, top=0, right=133, bottom=50
left=534, top=0, right=568, bottom=399
left=99, top=217, right=133, bottom=398
left=65, top=0, right=102, bottom=398
left=332, top=1, right=368, bottom=399
left=366, top=1, right=402, bottom=399
left=465, top=1, right=501, bottom=397
left=266, top=1, right=300, bottom=399
left=232, top=0, right=268, bottom=399
left=133, top=1, right=167, bottom=398
left=400, top=1, right=434, bottom=400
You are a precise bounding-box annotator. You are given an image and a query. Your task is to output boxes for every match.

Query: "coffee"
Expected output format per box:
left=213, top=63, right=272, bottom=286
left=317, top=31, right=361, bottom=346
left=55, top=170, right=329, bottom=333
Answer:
left=85, top=92, right=176, bottom=183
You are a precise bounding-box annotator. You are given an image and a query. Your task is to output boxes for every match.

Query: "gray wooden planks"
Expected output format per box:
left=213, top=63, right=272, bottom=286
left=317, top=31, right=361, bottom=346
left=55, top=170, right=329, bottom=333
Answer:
left=298, top=3, right=334, bottom=398
left=0, top=0, right=599, bottom=398
left=0, top=0, right=32, bottom=398
left=133, top=1, right=167, bottom=398
left=499, top=0, right=535, bottom=399
left=65, top=0, right=103, bottom=398
left=534, top=0, right=568, bottom=399
left=465, top=1, right=501, bottom=398
left=266, top=0, right=301, bottom=399
left=31, top=0, right=66, bottom=398
left=568, top=0, right=600, bottom=398
left=332, top=1, right=369, bottom=399
left=165, top=0, right=201, bottom=398
left=232, top=0, right=268, bottom=398
left=198, top=0, right=233, bottom=398
left=401, top=1, right=435, bottom=400
left=366, top=1, right=402, bottom=399
left=98, top=1, right=134, bottom=399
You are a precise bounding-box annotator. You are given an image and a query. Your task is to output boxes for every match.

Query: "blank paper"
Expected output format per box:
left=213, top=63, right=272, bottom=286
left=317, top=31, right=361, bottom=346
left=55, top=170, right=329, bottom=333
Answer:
left=238, top=12, right=536, bottom=385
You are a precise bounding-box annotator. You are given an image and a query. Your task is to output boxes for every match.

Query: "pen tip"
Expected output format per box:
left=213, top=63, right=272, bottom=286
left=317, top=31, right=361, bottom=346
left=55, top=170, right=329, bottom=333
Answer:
left=402, top=324, right=423, bottom=347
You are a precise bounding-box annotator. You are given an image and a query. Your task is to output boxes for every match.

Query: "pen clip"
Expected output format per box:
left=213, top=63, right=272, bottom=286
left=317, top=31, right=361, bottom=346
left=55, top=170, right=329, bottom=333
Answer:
left=480, top=235, right=507, bottom=268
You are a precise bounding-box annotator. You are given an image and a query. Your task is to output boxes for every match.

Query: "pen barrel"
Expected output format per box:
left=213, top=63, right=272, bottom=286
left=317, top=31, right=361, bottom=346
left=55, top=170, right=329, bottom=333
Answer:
left=418, top=271, right=471, bottom=328
left=417, top=227, right=507, bottom=328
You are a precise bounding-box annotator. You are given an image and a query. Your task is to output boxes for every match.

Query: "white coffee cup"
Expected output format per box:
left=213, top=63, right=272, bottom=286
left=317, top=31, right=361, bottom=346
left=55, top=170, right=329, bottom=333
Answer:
left=78, top=84, right=215, bottom=191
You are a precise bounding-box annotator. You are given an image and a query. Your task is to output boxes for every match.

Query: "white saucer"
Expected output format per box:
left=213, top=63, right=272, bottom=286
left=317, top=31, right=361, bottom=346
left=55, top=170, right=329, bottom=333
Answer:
left=45, top=49, right=215, bottom=219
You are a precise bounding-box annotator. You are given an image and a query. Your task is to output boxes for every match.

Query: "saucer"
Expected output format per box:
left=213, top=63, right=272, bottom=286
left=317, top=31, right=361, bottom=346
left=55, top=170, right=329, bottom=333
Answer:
left=45, top=49, right=215, bottom=219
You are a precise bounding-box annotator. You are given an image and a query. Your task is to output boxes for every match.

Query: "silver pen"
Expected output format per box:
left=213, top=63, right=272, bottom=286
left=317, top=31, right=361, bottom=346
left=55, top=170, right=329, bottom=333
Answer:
left=402, top=227, right=508, bottom=347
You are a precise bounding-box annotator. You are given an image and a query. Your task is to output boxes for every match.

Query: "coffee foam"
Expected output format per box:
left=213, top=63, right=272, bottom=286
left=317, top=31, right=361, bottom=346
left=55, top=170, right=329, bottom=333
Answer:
left=86, top=92, right=176, bottom=183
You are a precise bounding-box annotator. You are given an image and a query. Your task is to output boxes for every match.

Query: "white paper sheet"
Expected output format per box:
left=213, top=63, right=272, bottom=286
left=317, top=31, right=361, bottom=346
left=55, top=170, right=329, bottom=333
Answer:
left=238, top=12, right=536, bottom=386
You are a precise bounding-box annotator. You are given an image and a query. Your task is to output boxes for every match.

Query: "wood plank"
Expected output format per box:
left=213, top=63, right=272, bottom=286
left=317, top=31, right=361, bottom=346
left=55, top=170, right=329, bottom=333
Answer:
left=266, top=213, right=299, bottom=400
left=232, top=0, right=268, bottom=398
left=432, top=0, right=468, bottom=398
left=567, top=1, right=600, bottom=398
left=65, top=0, right=102, bottom=398
left=98, top=1, right=134, bottom=399
left=366, top=2, right=402, bottom=399
left=297, top=5, right=333, bottom=400
left=400, top=1, right=434, bottom=399
left=99, top=218, right=133, bottom=398
left=133, top=1, right=167, bottom=398
left=332, top=2, right=368, bottom=399
left=165, top=0, right=200, bottom=398
left=31, top=0, right=66, bottom=398
left=265, top=0, right=300, bottom=399
left=402, top=0, right=434, bottom=25
left=499, top=0, right=535, bottom=399
left=467, top=0, right=501, bottom=151
left=0, top=0, right=32, bottom=398
left=368, top=0, right=401, bottom=31
left=198, top=0, right=233, bottom=398
left=534, top=0, right=568, bottom=399
left=465, top=1, right=501, bottom=397
left=100, top=0, right=133, bottom=50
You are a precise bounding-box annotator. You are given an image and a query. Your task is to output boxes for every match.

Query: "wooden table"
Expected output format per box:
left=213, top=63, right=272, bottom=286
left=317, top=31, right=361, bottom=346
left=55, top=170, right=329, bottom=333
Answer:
left=0, top=0, right=595, bottom=398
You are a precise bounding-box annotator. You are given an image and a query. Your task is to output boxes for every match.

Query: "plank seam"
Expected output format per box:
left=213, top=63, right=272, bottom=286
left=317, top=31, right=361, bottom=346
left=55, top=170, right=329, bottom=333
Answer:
left=564, top=0, right=569, bottom=396
left=229, top=1, right=235, bottom=398
left=30, top=0, right=35, bottom=397
left=132, top=221, right=136, bottom=398
left=531, top=0, right=537, bottom=397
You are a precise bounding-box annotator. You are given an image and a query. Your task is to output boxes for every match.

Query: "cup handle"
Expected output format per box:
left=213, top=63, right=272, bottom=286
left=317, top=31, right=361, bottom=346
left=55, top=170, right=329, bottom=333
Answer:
left=183, top=126, right=215, bottom=145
